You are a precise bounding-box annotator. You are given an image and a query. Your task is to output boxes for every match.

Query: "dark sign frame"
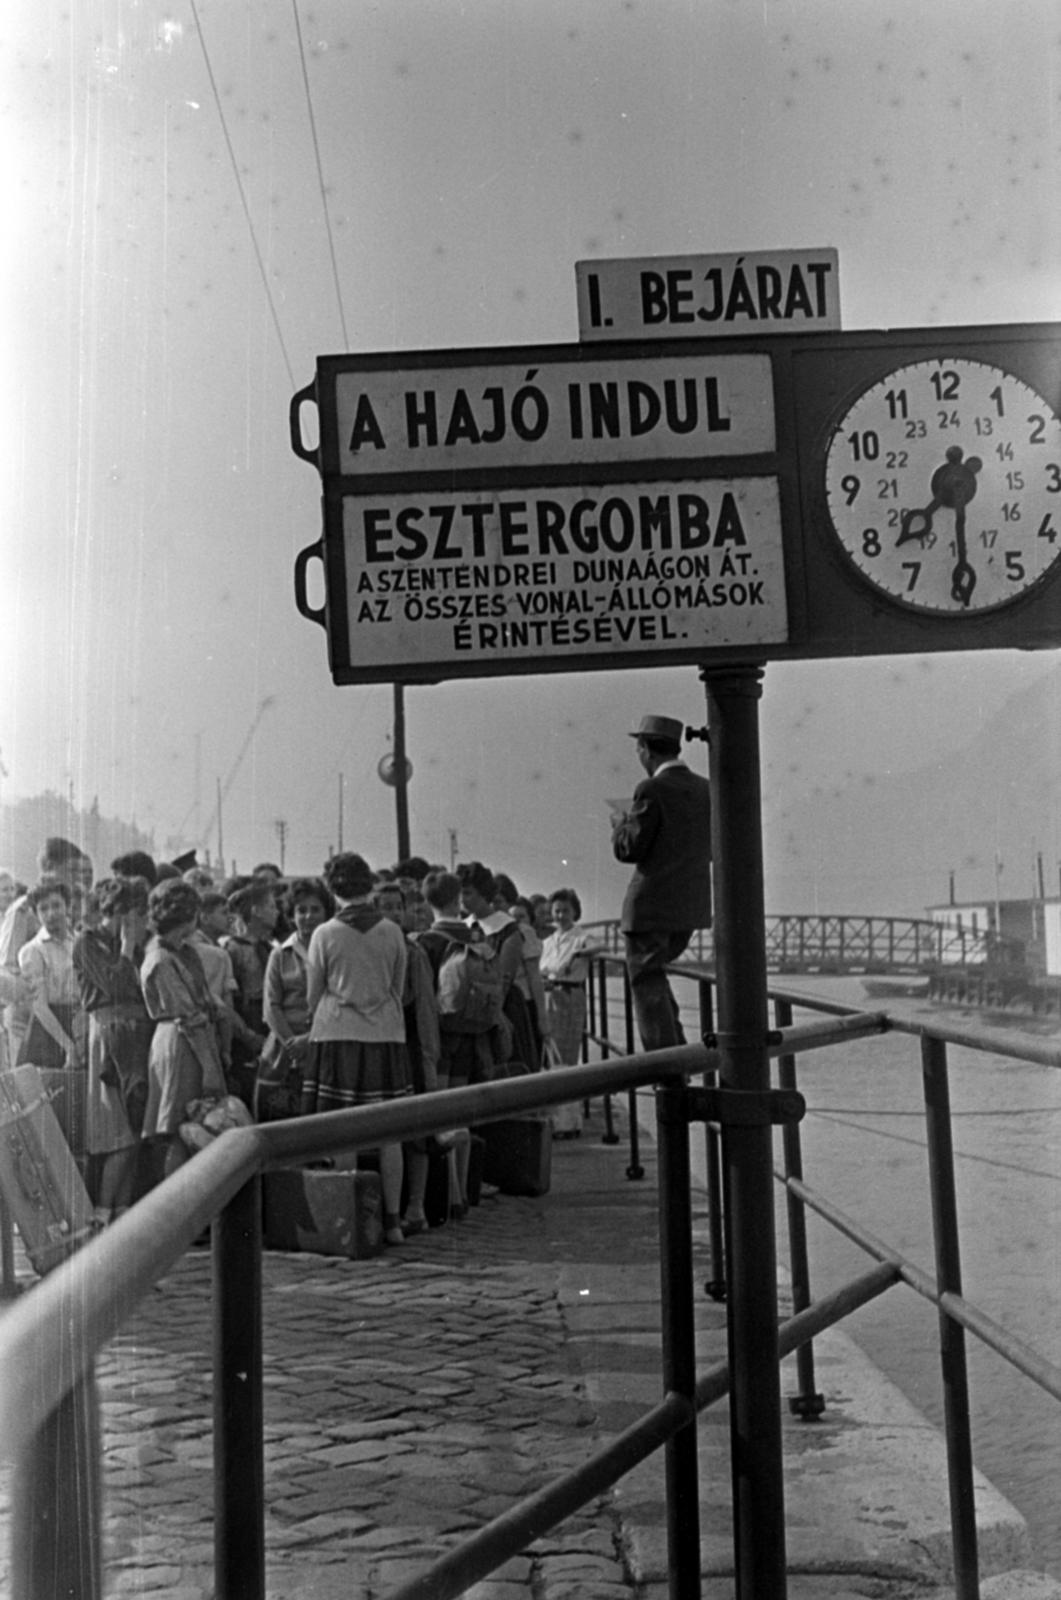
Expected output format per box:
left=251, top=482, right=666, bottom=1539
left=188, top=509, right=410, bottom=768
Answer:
left=291, top=321, right=1061, bottom=685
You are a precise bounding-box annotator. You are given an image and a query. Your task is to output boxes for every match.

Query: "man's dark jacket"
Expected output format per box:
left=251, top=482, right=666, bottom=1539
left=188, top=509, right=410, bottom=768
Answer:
left=612, top=763, right=712, bottom=934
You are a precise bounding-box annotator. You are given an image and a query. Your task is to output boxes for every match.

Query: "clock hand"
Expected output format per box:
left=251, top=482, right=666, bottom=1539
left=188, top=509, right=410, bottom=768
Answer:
left=897, top=445, right=983, bottom=569
left=950, top=502, right=977, bottom=607
left=897, top=450, right=959, bottom=545
left=897, top=496, right=941, bottom=545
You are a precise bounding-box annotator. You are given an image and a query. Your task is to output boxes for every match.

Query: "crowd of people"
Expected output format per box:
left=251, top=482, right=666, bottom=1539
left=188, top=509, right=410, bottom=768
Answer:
left=0, top=711, right=713, bottom=1248
left=0, top=836, right=605, bottom=1245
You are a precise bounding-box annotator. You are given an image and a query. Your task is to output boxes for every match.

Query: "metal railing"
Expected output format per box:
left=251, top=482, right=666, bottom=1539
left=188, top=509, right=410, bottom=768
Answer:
left=3, top=968, right=1061, bottom=1600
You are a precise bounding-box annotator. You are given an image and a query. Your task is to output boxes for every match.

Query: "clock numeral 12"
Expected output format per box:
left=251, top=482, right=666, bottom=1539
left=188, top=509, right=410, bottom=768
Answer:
left=930, top=370, right=961, bottom=401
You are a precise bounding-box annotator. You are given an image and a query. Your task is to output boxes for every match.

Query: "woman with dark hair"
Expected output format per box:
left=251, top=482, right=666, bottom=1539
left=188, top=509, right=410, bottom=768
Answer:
left=256, top=876, right=334, bottom=1122
left=73, top=875, right=155, bottom=1212
left=303, top=853, right=411, bottom=1245
left=508, top=894, right=550, bottom=1063
left=540, top=887, right=607, bottom=1132
left=17, top=880, right=84, bottom=1070
left=140, top=879, right=227, bottom=1180
left=110, top=851, right=157, bottom=887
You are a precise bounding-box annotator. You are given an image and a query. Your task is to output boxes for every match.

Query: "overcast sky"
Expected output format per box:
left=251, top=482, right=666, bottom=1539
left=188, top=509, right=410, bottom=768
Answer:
left=4, top=0, right=1061, bottom=915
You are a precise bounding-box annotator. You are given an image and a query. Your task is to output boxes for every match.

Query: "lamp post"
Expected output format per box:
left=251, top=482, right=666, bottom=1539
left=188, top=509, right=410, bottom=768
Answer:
left=378, top=685, right=413, bottom=864
left=393, top=684, right=410, bottom=863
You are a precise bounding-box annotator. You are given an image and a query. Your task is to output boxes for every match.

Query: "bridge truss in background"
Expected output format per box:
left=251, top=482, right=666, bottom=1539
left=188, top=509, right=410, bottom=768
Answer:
left=588, top=914, right=1004, bottom=976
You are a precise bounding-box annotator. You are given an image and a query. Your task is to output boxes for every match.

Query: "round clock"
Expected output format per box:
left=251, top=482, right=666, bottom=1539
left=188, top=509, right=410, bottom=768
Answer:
left=824, top=358, right=1061, bottom=613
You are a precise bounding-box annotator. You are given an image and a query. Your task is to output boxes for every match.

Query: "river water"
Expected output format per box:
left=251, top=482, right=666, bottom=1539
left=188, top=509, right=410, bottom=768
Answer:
left=664, top=975, right=1061, bottom=1577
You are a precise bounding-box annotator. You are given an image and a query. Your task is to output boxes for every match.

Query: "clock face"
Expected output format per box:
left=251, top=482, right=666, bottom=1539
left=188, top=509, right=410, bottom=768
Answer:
left=824, top=358, right=1061, bottom=613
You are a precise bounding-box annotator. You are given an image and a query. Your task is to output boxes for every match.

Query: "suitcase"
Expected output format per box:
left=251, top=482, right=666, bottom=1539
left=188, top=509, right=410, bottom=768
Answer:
left=262, top=1166, right=385, bottom=1259
left=479, top=1116, right=552, bottom=1197
left=21, top=1067, right=88, bottom=1158
left=419, top=1143, right=454, bottom=1229
left=0, top=1066, right=95, bottom=1274
left=466, top=1133, right=485, bottom=1206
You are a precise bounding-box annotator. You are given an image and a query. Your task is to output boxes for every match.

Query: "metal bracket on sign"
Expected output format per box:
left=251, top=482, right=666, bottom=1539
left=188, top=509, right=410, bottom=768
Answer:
left=686, top=1086, right=805, bottom=1127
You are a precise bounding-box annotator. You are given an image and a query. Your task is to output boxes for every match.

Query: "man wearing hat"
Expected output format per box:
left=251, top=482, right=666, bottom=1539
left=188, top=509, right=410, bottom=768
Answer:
left=612, top=715, right=712, bottom=1052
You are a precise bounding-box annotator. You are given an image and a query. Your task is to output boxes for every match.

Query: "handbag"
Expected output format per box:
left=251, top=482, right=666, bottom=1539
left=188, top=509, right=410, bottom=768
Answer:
left=16, top=1011, right=73, bottom=1072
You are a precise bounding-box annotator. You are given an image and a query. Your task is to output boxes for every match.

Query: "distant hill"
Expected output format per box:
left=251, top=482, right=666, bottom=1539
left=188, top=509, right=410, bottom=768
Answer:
left=764, top=663, right=1061, bottom=919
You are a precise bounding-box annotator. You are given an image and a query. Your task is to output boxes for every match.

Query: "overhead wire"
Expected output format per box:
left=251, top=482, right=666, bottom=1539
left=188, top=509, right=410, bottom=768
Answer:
left=809, top=1109, right=1061, bottom=1185
left=188, top=0, right=297, bottom=389
left=291, top=0, right=351, bottom=350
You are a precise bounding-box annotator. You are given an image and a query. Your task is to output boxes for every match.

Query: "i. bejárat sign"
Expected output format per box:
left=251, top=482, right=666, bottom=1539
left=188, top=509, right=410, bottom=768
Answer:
left=575, top=250, right=841, bottom=342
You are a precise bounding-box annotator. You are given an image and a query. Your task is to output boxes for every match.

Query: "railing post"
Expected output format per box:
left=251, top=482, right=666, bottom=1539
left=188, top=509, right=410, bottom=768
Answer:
left=623, top=965, right=645, bottom=1179
left=655, top=1082, right=701, bottom=1600
left=214, top=1174, right=265, bottom=1600
left=699, top=977, right=725, bottom=1300
left=598, top=958, right=619, bottom=1145
left=921, top=1037, right=980, bottom=1600
left=11, top=1370, right=102, bottom=1600
left=774, top=997, right=823, bottom=1418
left=703, top=661, right=787, bottom=1600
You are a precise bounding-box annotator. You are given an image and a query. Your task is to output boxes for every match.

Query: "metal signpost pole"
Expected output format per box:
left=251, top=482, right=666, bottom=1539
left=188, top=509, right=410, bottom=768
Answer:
left=393, top=683, right=411, bottom=864
left=703, top=662, right=787, bottom=1600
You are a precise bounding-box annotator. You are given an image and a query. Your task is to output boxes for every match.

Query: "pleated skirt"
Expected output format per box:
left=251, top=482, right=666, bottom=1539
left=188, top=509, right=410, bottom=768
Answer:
left=300, top=1037, right=412, bottom=1115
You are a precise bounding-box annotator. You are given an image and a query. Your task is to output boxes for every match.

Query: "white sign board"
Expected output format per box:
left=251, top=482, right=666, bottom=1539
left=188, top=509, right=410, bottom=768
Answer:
left=576, top=250, right=841, bottom=342
left=340, top=476, right=787, bottom=669
left=334, top=353, right=775, bottom=474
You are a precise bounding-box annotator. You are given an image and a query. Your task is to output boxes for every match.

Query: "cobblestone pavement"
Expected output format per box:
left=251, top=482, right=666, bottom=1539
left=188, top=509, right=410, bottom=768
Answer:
left=3, top=1102, right=689, bottom=1600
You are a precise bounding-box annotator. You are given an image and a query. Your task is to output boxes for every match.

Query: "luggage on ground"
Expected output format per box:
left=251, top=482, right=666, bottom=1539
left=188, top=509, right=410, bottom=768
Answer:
left=415, top=1140, right=454, bottom=1229
left=0, top=1065, right=94, bottom=1273
left=17, top=1065, right=88, bottom=1158
left=262, top=1166, right=385, bottom=1259
left=466, top=1132, right=485, bottom=1206
left=478, top=1116, right=552, bottom=1197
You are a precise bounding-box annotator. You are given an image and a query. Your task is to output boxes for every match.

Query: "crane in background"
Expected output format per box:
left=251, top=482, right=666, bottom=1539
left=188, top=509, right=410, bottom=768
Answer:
left=195, top=696, right=277, bottom=868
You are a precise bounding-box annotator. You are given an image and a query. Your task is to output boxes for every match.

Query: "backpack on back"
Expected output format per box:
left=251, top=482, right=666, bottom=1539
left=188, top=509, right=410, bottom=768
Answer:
left=435, top=939, right=505, bottom=1034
